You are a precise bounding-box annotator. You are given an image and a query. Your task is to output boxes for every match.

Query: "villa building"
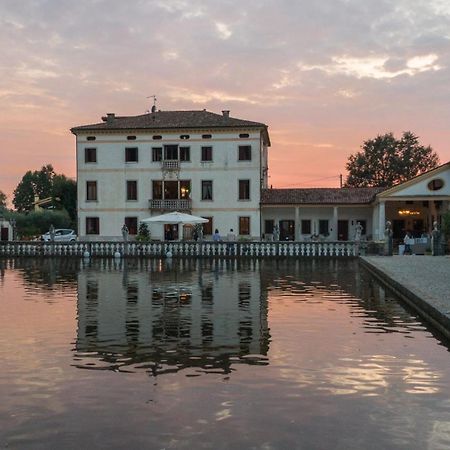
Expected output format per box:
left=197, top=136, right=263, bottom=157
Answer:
left=72, top=108, right=449, bottom=242
left=262, top=162, right=450, bottom=241
left=71, top=109, right=270, bottom=240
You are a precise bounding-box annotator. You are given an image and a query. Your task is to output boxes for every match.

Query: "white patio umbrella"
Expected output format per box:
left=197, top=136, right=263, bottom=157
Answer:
left=141, top=211, right=209, bottom=224
left=141, top=211, right=209, bottom=241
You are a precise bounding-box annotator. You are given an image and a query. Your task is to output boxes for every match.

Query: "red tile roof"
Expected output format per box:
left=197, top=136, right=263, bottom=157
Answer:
left=261, top=187, right=385, bottom=205
left=72, top=110, right=267, bottom=132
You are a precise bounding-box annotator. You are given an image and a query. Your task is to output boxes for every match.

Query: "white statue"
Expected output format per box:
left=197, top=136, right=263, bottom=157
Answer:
left=354, top=222, right=363, bottom=241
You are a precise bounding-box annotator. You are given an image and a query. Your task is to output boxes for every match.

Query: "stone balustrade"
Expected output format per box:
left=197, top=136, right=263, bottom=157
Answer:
left=0, top=241, right=360, bottom=258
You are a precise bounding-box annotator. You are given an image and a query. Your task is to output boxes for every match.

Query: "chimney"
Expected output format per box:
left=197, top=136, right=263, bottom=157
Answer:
left=102, top=113, right=115, bottom=125
left=222, top=110, right=230, bottom=118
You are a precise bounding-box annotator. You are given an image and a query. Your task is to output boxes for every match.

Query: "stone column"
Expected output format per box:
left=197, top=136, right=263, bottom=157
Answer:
left=331, top=206, right=338, bottom=240
left=295, top=207, right=300, bottom=240
left=378, top=201, right=386, bottom=240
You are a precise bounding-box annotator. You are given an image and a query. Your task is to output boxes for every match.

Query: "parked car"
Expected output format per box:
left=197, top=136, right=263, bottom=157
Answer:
left=41, top=229, right=77, bottom=242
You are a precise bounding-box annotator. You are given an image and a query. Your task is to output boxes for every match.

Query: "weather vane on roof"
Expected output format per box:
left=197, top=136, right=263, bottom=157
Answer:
left=146, top=95, right=157, bottom=113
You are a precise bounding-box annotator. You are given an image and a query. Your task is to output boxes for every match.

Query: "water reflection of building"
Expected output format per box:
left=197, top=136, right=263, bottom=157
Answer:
left=75, top=259, right=270, bottom=375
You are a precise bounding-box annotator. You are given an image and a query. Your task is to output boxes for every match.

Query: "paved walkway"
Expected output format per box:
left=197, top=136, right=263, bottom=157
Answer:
left=361, top=256, right=450, bottom=337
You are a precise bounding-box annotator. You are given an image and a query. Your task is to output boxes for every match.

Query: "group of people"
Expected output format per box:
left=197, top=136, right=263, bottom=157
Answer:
left=213, top=228, right=236, bottom=242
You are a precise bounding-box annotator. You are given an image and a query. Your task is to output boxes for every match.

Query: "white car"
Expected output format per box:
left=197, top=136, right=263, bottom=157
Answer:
left=41, top=229, right=77, bottom=242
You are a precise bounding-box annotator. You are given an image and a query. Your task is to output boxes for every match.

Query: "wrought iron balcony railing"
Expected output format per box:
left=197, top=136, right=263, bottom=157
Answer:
left=148, top=199, right=192, bottom=211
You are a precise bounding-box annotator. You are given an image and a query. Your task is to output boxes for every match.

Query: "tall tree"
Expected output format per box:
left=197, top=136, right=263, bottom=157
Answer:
left=52, top=175, right=77, bottom=222
left=0, top=190, right=7, bottom=211
left=345, top=132, right=439, bottom=187
left=13, top=170, right=36, bottom=212
left=12, top=164, right=74, bottom=213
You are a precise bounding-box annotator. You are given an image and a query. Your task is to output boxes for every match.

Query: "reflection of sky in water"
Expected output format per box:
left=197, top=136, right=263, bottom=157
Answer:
left=1, top=258, right=450, bottom=449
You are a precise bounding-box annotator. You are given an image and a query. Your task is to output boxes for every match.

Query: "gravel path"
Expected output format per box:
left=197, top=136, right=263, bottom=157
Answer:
left=362, top=256, right=450, bottom=332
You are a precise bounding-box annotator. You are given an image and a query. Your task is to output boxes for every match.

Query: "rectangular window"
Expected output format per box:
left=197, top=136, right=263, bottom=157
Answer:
left=164, top=145, right=178, bottom=160
left=265, top=220, right=274, bottom=234
left=85, top=148, right=97, bottom=163
left=125, top=217, right=138, bottom=235
left=319, top=220, right=329, bottom=235
left=301, top=220, right=311, bottom=234
left=202, top=217, right=213, bottom=235
left=179, top=180, right=191, bottom=199
left=238, top=145, right=251, bottom=161
left=125, top=147, right=138, bottom=162
left=201, top=146, right=213, bottom=162
left=126, top=180, right=137, bottom=201
left=152, top=180, right=162, bottom=199
left=180, top=146, right=190, bottom=162
left=86, top=217, right=99, bottom=235
left=239, top=217, right=250, bottom=235
left=201, top=180, right=213, bottom=200
left=152, top=147, right=162, bottom=162
left=238, top=180, right=250, bottom=200
left=86, top=181, right=97, bottom=201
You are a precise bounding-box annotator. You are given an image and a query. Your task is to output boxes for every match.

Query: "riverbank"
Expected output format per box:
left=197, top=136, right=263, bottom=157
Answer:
left=361, top=256, right=450, bottom=339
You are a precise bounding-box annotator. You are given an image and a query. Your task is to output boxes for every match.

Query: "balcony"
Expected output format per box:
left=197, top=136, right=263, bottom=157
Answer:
left=149, top=199, right=192, bottom=211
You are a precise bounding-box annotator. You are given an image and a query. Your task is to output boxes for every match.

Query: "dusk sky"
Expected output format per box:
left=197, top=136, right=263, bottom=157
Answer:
left=1, top=0, right=450, bottom=204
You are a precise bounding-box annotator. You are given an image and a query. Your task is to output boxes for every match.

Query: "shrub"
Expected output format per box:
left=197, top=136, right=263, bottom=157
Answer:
left=136, top=222, right=151, bottom=242
left=5, top=210, right=72, bottom=239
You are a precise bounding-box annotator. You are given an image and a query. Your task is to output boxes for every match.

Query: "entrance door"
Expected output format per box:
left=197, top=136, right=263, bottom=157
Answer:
left=279, top=220, right=295, bottom=241
left=1, top=227, right=8, bottom=241
left=337, top=220, right=348, bottom=241
left=392, top=220, right=405, bottom=239
left=164, top=224, right=178, bottom=241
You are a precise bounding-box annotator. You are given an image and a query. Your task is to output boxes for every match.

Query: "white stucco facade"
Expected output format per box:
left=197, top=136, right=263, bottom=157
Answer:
left=73, top=111, right=269, bottom=240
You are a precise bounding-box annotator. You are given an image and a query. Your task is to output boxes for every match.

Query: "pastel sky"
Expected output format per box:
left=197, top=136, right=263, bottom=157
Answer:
left=1, top=0, right=450, bottom=204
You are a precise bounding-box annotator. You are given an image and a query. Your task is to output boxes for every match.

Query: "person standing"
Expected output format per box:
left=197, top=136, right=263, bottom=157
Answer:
left=213, top=229, right=221, bottom=241
left=227, top=228, right=236, bottom=241
left=403, top=231, right=413, bottom=255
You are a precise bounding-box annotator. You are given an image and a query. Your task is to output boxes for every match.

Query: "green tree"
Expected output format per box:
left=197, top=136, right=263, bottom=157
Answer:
left=52, top=175, right=77, bottom=223
left=345, top=132, right=439, bottom=187
left=6, top=210, right=71, bottom=239
left=13, top=164, right=56, bottom=212
left=0, top=190, right=6, bottom=211
left=12, top=165, right=76, bottom=224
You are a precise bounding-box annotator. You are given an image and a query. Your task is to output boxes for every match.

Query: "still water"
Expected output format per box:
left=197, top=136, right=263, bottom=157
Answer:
left=0, top=258, right=450, bottom=449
